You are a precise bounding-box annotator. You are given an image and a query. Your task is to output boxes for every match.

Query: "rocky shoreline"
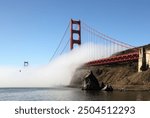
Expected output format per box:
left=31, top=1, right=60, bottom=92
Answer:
left=70, top=62, right=150, bottom=91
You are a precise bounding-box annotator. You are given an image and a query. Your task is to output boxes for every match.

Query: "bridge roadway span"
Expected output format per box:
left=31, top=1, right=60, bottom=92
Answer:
left=87, top=52, right=139, bottom=66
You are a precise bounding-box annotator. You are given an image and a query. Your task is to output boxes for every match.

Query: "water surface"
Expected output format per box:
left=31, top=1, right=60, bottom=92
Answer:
left=0, top=87, right=150, bottom=101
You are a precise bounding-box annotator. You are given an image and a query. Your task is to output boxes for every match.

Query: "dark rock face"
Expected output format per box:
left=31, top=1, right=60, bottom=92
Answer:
left=82, top=70, right=113, bottom=91
left=101, top=85, right=113, bottom=91
left=70, top=68, right=113, bottom=91
left=82, top=71, right=100, bottom=90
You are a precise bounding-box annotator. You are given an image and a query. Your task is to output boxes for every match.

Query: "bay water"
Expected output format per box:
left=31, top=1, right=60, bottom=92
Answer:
left=0, top=87, right=150, bottom=101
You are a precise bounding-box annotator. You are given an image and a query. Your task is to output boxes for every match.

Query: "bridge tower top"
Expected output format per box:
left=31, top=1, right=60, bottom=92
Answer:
left=70, top=19, right=81, bottom=50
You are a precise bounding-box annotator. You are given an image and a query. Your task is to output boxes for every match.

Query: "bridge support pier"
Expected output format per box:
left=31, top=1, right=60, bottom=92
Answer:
left=138, top=47, right=149, bottom=72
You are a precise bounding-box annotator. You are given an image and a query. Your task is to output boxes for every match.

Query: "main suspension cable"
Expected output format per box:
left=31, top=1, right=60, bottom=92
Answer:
left=49, top=22, right=70, bottom=62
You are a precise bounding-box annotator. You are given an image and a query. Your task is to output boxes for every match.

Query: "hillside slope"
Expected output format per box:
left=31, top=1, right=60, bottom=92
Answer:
left=70, top=62, right=150, bottom=90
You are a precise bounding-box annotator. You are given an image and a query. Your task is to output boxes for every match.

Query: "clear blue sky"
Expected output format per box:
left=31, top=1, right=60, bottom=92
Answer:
left=0, top=0, right=150, bottom=66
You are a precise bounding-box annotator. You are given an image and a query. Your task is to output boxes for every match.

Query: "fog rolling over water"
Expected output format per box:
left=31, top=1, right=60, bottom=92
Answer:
left=0, top=43, right=117, bottom=87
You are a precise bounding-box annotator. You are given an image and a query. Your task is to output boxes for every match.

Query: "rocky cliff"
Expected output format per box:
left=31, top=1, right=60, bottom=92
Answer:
left=70, top=61, right=150, bottom=90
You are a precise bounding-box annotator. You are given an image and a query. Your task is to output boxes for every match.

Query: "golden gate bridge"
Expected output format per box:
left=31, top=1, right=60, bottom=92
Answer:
left=50, top=19, right=139, bottom=67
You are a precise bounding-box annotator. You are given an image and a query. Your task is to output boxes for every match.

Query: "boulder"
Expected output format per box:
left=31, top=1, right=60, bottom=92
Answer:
left=101, top=84, right=113, bottom=91
left=82, top=70, right=113, bottom=91
left=82, top=71, right=100, bottom=90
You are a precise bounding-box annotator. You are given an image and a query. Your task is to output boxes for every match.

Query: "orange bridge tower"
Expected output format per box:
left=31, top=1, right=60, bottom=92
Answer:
left=70, top=19, right=81, bottom=50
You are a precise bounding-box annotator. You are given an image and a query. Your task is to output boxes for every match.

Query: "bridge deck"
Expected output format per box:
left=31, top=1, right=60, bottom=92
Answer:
left=87, top=52, right=139, bottom=66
